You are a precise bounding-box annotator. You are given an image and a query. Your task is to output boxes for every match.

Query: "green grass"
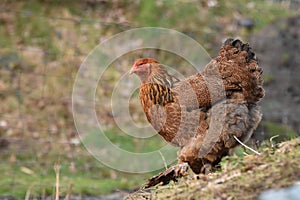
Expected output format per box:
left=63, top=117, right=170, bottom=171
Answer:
left=133, top=0, right=295, bottom=47
left=0, top=146, right=149, bottom=199
left=262, top=121, right=298, bottom=140
left=0, top=128, right=168, bottom=199
left=103, top=128, right=168, bottom=153
left=0, top=164, right=138, bottom=198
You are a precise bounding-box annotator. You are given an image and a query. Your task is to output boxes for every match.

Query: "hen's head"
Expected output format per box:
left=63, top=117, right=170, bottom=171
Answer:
left=130, top=58, right=180, bottom=87
left=130, top=58, right=160, bottom=83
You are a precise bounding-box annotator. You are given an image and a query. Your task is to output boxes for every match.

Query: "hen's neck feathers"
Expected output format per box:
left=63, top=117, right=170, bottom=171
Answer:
left=146, top=64, right=180, bottom=88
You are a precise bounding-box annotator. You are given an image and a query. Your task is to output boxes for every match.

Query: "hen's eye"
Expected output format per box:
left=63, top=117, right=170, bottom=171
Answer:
left=138, top=63, right=145, bottom=67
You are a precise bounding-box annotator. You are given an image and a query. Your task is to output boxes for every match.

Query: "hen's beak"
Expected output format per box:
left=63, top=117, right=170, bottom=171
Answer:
left=129, top=68, right=135, bottom=75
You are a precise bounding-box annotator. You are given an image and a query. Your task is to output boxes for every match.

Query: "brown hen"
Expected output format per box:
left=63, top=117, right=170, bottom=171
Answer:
left=130, top=39, right=264, bottom=187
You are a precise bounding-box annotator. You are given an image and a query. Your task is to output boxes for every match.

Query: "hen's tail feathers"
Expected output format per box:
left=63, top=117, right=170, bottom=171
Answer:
left=224, top=38, right=257, bottom=62
left=221, top=38, right=264, bottom=104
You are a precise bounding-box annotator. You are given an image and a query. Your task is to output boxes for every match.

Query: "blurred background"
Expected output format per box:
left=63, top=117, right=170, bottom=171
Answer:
left=0, top=0, right=299, bottom=199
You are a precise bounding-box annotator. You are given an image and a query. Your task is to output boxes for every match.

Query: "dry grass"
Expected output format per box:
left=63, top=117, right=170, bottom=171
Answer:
left=126, top=137, right=300, bottom=200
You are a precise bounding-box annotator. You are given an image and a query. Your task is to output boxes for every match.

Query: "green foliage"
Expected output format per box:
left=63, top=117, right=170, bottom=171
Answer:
left=262, top=121, right=298, bottom=140
left=137, top=0, right=161, bottom=27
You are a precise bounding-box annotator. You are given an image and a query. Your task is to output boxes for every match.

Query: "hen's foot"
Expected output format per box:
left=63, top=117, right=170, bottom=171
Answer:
left=144, top=163, right=189, bottom=188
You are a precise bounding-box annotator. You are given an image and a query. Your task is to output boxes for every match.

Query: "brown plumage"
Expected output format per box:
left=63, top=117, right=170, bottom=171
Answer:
left=130, top=39, right=264, bottom=187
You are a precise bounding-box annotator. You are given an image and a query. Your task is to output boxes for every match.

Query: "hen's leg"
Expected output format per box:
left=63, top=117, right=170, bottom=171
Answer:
left=144, top=162, right=189, bottom=188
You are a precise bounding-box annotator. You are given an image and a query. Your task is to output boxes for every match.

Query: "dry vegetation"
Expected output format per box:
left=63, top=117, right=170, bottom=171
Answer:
left=127, top=138, right=300, bottom=200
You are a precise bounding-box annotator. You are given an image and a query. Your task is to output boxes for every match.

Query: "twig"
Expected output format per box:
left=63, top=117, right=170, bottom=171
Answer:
left=270, top=135, right=279, bottom=148
left=54, top=164, right=61, bottom=200
left=64, top=183, right=73, bottom=200
left=213, top=171, right=241, bottom=184
left=42, top=188, right=46, bottom=200
left=159, top=150, right=168, bottom=170
left=25, top=187, right=31, bottom=200
left=243, top=152, right=249, bottom=156
left=233, top=136, right=261, bottom=155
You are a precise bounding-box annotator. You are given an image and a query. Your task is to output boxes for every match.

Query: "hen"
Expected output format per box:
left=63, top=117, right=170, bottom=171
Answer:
left=130, top=39, right=264, bottom=187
